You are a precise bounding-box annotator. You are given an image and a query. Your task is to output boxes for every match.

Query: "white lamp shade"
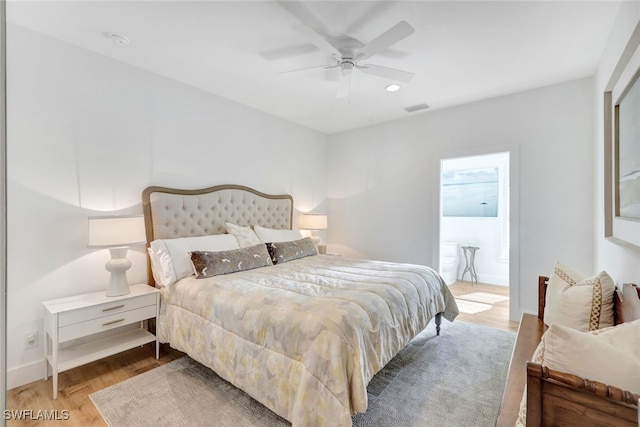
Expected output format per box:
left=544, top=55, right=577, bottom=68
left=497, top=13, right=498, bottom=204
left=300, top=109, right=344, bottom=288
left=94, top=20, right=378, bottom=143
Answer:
left=88, top=215, right=146, bottom=248
left=301, top=214, right=327, bottom=230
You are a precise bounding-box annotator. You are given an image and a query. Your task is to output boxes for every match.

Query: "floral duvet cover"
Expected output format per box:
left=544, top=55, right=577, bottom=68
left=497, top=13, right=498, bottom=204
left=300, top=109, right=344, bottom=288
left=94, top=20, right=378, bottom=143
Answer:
left=157, top=254, right=459, bottom=426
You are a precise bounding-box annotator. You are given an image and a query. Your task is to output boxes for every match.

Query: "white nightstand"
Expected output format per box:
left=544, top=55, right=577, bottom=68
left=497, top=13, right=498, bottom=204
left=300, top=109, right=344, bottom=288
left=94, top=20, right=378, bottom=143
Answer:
left=43, top=284, right=159, bottom=399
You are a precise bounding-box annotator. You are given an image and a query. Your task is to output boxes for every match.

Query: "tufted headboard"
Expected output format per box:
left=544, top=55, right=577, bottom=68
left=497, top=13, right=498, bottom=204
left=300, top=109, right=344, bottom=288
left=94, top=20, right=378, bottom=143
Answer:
left=142, top=184, right=293, bottom=242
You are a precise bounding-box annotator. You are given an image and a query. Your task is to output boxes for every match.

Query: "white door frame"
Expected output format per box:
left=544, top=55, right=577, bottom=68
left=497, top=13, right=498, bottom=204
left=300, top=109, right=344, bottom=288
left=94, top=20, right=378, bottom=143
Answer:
left=433, top=144, right=521, bottom=322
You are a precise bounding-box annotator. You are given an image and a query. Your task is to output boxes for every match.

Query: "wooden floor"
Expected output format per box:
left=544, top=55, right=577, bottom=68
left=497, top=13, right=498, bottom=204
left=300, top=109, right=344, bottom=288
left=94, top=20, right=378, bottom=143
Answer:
left=448, top=280, right=519, bottom=333
left=8, top=281, right=516, bottom=426
left=7, top=344, right=184, bottom=426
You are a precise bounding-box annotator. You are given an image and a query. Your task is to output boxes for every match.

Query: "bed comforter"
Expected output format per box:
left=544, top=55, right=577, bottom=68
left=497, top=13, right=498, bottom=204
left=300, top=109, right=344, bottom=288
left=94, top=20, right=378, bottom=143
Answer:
left=157, top=255, right=459, bottom=426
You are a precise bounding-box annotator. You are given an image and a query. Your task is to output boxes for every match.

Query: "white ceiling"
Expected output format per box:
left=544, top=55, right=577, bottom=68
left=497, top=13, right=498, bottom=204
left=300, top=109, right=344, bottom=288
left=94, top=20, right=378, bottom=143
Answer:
left=7, top=0, right=622, bottom=134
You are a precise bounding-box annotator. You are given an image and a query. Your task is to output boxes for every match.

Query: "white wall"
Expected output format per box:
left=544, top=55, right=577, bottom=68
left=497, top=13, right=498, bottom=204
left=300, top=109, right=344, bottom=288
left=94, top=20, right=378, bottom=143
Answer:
left=594, top=3, right=640, bottom=283
left=6, top=25, right=328, bottom=388
left=327, top=78, right=595, bottom=319
left=1, top=2, right=7, bottom=421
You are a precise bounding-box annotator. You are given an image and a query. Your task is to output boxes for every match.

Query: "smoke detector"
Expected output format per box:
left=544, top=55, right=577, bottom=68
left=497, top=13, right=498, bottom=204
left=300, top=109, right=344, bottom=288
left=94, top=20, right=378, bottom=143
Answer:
left=106, top=32, right=130, bottom=46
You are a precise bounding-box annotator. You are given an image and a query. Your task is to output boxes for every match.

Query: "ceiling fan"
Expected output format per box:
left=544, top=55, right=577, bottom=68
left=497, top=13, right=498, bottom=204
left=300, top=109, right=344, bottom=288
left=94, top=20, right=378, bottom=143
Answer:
left=280, top=21, right=415, bottom=99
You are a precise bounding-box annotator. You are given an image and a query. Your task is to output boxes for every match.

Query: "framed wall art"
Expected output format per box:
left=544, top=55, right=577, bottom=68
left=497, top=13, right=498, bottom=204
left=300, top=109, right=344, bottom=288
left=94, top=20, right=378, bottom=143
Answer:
left=605, top=33, right=640, bottom=251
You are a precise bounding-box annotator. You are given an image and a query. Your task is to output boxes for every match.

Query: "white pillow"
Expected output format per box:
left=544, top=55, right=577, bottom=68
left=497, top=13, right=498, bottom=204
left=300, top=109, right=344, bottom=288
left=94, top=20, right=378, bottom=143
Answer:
left=516, top=320, right=640, bottom=426
left=225, top=222, right=261, bottom=248
left=543, top=262, right=615, bottom=331
left=254, top=225, right=302, bottom=243
left=148, top=234, right=239, bottom=287
left=542, top=321, right=640, bottom=393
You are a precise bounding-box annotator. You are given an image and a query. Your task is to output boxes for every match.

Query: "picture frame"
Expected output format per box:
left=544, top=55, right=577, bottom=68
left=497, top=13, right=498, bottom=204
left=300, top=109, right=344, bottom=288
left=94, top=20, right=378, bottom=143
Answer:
left=604, top=36, right=640, bottom=251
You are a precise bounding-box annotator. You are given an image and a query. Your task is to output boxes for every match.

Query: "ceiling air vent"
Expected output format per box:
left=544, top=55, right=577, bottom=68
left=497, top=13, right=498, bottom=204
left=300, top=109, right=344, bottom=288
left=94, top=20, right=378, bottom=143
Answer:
left=404, top=103, right=430, bottom=113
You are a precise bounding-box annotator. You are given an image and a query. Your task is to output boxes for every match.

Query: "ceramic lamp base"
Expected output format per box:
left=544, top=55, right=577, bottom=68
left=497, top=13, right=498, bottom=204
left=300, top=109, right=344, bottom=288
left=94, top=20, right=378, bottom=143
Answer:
left=105, top=247, right=132, bottom=297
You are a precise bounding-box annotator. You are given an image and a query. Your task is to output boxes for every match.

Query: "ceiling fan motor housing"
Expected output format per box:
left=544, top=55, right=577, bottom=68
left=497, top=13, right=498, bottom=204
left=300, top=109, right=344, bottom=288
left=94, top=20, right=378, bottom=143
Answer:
left=334, top=39, right=361, bottom=75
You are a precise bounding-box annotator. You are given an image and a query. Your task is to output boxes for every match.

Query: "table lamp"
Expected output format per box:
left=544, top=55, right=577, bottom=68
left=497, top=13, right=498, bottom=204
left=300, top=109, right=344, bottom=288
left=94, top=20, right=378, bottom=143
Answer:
left=88, top=215, right=146, bottom=296
left=301, top=213, right=327, bottom=254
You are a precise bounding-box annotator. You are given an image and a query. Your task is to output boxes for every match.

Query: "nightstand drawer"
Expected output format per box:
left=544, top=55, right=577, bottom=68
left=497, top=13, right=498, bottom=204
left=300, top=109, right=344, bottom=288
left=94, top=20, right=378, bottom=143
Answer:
left=58, top=304, right=156, bottom=342
left=58, top=293, right=156, bottom=327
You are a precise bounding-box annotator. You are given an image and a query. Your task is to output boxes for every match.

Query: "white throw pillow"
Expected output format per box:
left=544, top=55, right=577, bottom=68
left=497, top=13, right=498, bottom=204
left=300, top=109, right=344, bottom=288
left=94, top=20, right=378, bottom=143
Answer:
left=148, top=234, right=239, bottom=287
left=543, top=262, right=615, bottom=331
left=516, top=319, right=640, bottom=426
left=225, top=222, right=261, bottom=248
left=253, top=225, right=302, bottom=243
left=542, top=321, right=640, bottom=393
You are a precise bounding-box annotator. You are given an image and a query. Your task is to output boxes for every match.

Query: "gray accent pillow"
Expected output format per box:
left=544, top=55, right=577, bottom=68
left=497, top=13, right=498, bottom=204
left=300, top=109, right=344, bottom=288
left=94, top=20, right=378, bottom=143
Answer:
left=266, top=237, right=317, bottom=264
left=190, top=244, right=273, bottom=278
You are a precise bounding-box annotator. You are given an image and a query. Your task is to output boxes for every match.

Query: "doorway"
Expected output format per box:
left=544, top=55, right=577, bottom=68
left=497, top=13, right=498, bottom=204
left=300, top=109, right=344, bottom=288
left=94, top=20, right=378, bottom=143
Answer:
left=439, top=152, right=509, bottom=286
left=438, top=151, right=515, bottom=323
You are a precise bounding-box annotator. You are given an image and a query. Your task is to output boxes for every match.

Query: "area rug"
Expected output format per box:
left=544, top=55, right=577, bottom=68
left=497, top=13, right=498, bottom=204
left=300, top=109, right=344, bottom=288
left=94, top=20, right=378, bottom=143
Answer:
left=90, top=321, right=515, bottom=427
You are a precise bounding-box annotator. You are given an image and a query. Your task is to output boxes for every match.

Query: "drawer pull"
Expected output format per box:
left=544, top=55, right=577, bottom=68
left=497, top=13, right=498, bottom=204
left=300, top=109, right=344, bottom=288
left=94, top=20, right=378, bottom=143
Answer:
left=102, top=318, right=125, bottom=326
left=102, top=305, right=125, bottom=312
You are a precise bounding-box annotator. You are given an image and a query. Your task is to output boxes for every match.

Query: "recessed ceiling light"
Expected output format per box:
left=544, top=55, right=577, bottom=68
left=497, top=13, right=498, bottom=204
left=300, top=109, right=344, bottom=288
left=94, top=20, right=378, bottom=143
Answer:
left=106, top=32, right=130, bottom=46
left=385, top=84, right=401, bottom=92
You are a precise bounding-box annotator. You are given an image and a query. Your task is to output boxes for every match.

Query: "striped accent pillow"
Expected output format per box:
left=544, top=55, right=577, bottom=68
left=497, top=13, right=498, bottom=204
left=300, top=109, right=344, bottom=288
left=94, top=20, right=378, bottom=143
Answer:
left=543, top=262, right=615, bottom=331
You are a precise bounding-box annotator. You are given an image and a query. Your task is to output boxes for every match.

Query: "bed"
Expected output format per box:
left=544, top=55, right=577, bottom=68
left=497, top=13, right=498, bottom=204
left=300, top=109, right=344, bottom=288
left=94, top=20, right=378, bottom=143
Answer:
left=142, top=184, right=459, bottom=426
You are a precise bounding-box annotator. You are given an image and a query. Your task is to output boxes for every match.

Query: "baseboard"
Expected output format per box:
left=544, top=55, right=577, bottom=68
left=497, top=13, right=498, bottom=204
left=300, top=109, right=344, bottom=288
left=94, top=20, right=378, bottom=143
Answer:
left=7, top=359, right=45, bottom=390
left=477, top=274, right=509, bottom=286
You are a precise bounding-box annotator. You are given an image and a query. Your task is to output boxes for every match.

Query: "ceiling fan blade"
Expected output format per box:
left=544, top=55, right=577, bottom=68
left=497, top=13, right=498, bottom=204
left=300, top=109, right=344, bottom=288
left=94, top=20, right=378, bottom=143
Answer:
left=356, top=21, right=415, bottom=60
left=293, top=25, right=342, bottom=58
left=357, top=64, right=415, bottom=83
left=336, top=71, right=351, bottom=99
left=278, top=64, right=337, bottom=76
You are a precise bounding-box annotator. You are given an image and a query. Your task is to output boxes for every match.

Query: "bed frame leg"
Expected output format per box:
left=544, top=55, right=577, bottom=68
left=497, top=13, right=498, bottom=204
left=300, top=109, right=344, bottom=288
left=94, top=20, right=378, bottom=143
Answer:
left=435, top=312, right=442, bottom=336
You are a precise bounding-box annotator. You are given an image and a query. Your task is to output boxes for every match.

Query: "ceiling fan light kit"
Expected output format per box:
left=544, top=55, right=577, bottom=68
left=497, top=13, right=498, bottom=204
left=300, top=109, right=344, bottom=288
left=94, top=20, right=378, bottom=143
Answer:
left=284, top=20, right=416, bottom=99
left=385, top=84, right=401, bottom=92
